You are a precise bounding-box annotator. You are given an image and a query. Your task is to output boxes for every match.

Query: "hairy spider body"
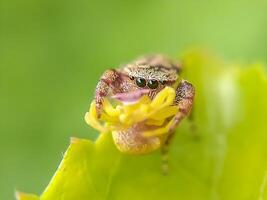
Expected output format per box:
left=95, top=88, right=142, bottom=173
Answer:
left=94, top=55, right=195, bottom=155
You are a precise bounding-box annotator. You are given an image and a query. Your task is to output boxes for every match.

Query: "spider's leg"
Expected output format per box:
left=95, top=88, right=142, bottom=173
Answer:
left=161, top=80, right=195, bottom=174
left=161, top=130, right=175, bottom=175
left=95, top=69, right=121, bottom=117
left=169, top=80, right=195, bottom=132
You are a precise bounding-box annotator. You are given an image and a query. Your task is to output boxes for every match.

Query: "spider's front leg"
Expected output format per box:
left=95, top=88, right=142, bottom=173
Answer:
left=95, top=69, right=122, bottom=117
left=171, top=80, right=195, bottom=131
left=161, top=80, right=195, bottom=174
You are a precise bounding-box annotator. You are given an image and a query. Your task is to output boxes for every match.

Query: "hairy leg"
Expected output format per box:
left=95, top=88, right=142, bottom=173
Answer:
left=170, top=80, right=195, bottom=132
left=161, top=130, right=175, bottom=175
left=161, top=80, right=195, bottom=174
left=95, top=69, right=121, bottom=117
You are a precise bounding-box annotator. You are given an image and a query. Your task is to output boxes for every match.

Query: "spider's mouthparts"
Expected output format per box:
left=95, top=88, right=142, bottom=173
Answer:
left=112, top=89, right=150, bottom=103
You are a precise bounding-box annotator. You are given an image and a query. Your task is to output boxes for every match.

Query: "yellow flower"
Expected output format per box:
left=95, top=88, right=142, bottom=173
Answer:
left=85, top=87, right=179, bottom=138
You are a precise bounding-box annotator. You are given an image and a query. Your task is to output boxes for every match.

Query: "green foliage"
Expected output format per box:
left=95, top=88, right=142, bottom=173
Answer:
left=16, top=51, right=267, bottom=200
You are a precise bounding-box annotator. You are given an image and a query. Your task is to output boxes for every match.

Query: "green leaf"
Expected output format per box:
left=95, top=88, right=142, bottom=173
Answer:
left=16, top=50, right=267, bottom=200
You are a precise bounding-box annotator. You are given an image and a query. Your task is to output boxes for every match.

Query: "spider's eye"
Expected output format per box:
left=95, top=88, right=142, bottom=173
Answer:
left=130, top=76, right=134, bottom=80
left=147, top=80, right=159, bottom=89
left=160, top=80, right=166, bottom=85
left=136, top=78, right=146, bottom=87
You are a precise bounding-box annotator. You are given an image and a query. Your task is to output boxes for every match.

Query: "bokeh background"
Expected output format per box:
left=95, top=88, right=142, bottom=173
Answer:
left=1, top=0, right=267, bottom=199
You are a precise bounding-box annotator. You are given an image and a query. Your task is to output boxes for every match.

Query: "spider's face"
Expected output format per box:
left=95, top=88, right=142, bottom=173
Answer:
left=113, top=64, right=178, bottom=103
left=123, top=64, right=178, bottom=90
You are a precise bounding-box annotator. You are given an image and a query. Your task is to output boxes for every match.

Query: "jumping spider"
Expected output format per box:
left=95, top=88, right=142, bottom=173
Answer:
left=94, top=55, right=195, bottom=173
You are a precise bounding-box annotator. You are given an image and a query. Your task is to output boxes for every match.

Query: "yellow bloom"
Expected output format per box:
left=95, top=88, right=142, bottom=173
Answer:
left=85, top=87, right=178, bottom=138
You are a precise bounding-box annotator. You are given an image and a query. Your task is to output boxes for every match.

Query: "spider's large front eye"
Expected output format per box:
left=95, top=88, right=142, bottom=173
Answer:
left=147, top=80, right=158, bottom=89
left=136, top=78, right=146, bottom=87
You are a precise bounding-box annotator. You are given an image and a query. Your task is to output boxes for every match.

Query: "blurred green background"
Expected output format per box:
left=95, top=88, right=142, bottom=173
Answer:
left=1, top=0, right=267, bottom=199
